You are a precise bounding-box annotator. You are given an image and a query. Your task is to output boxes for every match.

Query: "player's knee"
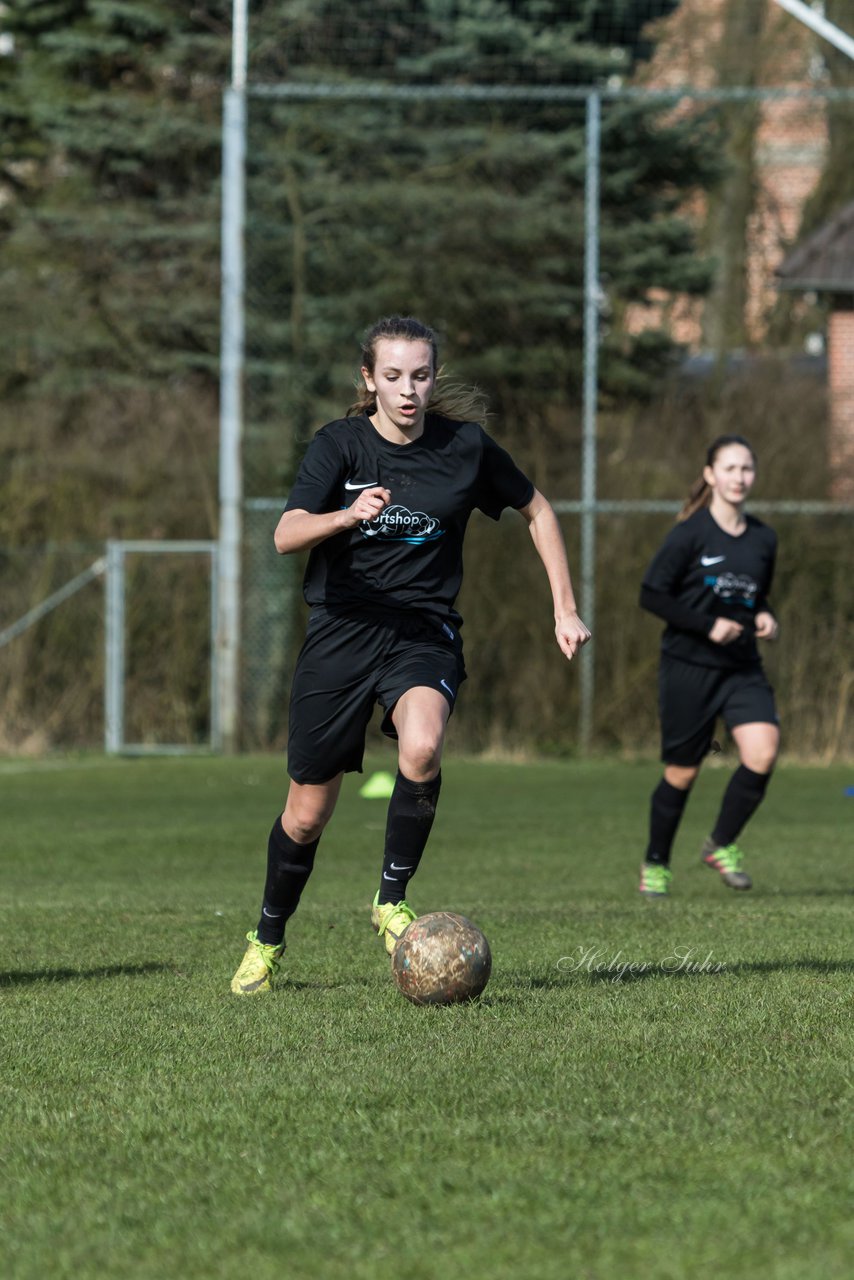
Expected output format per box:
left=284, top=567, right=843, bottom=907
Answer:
left=283, top=803, right=331, bottom=844
left=399, top=736, right=443, bottom=783
left=664, top=763, right=699, bottom=791
left=740, top=746, right=778, bottom=775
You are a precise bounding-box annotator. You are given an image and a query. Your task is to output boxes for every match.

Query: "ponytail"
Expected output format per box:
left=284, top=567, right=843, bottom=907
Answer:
left=677, top=475, right=712, bottom=523
left=676, top=434, right=756, bottom=522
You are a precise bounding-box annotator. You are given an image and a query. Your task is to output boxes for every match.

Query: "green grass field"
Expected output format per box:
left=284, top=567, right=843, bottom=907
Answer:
left=1, top=754, right=851, bottom=1280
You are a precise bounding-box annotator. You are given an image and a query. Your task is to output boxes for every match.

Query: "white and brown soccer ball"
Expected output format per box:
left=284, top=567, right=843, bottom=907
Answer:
left=391, top=911, right=491, bottom=1005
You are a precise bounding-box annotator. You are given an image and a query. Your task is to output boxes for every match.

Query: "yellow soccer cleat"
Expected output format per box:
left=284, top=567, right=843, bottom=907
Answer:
left=639, top=862, right=673, bottom=898
left=371, top=892, right=417, bottom=956
left=700, top=839, right=753, bottom=890
left=230, top=930, right=284, bottom=995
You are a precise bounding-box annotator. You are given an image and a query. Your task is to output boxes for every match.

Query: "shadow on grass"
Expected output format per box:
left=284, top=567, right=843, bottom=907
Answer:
left=0, top=963, right=171, bottom=988
left=278, top=977, right=378, bottom=992
left=764, top=888, right=854, bottom=897
left=497, top=956, right=854, bottom=991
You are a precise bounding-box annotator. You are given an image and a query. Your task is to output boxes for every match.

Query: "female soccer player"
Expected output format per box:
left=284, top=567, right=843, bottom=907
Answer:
left=231, top=316, right=590, bottom=993
left=638, top=434, right=780, bottom=898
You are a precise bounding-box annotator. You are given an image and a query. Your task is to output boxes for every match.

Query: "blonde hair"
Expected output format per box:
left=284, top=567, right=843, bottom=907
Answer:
left=346, top=315, right=489, bottom=427
left=677, top=434, right=756, bottom=522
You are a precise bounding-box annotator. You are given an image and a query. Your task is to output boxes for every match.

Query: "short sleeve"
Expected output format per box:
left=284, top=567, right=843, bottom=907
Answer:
left=476, top=429, right=535, bottom=521
left=284, top=429, right=346, bottom=515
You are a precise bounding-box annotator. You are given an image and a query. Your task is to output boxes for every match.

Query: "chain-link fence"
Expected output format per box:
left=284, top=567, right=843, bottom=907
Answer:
left=0, top=545, right=105, bottom=754
left=3, top=1, right=854, bottom=757
left=0, top=545, right=216, bottom=754
left=236, top=81, right=854, bottom=760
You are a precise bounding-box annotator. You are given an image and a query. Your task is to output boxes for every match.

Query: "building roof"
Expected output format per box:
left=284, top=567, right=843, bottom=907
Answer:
left=777, top=201, right=854, bottom=294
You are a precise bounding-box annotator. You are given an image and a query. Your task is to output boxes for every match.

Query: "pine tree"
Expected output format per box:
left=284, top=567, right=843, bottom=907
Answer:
left=0, top=1, right=227, bottom=398
left=240, top=0, right=720, bottom=493
left=0, top=1, right=722, bottom=513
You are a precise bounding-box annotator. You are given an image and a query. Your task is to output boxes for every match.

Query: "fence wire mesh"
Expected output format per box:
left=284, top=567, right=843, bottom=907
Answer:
left=0, top=547, right=215, bottom=753
left=3, top=0, right=854, bottom=756
left=0, top=546, right=105, bottom=755
left=238, top=80, right=854, bottom=760
left=116, top=549, right=215, bottom=751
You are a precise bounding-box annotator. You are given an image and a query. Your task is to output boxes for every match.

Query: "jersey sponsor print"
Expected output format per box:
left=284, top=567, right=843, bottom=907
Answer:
left=705, top=569, right=759, bottom=608
left=360, top=503, right=443, bottom=543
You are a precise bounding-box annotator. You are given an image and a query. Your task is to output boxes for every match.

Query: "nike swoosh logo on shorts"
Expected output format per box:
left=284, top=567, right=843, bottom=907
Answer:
left=700, top=555, right=725, bottom=566
left=344, top=479, right=379, bottom=490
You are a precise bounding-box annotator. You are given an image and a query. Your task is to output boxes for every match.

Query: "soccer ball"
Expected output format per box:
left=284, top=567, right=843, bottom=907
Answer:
left=391, top=911, right=492, bottom=1005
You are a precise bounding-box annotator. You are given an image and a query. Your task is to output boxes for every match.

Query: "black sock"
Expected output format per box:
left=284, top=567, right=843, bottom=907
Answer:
left=377, top=770, right=442, bottom=905
left=256, top=815, right=319, bottom=945
left=645, top=777, right=691, bottom=866
left=711, top=764, right=771, bottom=847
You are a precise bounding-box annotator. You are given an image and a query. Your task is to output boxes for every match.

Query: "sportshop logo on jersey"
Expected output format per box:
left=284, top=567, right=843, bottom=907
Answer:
left=360, top=504, right=444, bottom=544
left=705, top=571, right=757, bottom=607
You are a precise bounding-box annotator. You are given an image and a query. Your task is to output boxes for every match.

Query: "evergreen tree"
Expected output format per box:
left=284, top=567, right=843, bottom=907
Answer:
left=0, top=0, right=228, bottom=399
left=241, top=0, right=721, bottom=493
left=0, top=0, right=722, bottom=514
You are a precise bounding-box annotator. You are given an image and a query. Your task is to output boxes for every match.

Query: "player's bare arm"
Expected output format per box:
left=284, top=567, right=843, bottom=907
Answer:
left=518, top=488, right=591, bottom=659
left=274, top=488, right=391, bottom=553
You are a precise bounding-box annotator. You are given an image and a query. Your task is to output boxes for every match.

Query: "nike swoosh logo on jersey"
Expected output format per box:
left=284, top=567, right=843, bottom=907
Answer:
left=700, top=555, right=726, bottom=566
left=344, top=479, right=379, bottom=490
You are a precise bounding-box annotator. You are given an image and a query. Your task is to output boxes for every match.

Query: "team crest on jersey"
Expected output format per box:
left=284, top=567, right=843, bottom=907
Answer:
left=361, top=504, right=444, bottom=544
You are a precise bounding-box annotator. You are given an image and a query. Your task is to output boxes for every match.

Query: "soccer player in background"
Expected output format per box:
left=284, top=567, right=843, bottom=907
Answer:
left=231, top=315, right=590, bottom=993
left=638, top=435, right=780, bottom=898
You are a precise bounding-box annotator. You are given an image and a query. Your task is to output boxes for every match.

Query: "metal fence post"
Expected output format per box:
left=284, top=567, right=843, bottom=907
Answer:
left=579, top=90, right=601, bottom=754
left=104, top=540, right=125, bottom=755
left=209, top=542, right=222, bottom=752
left=217, top=82, right=247, bottom=754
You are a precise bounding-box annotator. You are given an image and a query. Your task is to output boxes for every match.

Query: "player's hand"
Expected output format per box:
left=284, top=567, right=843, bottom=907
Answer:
left=555, top=612, right=591, bottom=660
left=343, top=486, right=391, bottom=527
left=754, top=611, right=779, bottom=641
left=708, top=617, right=744, bottom=645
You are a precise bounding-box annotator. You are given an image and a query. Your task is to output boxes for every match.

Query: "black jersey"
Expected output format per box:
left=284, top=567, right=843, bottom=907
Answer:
left=640, top=507, right=777, bottom=669
left=284, top=412, right=534, bottom=622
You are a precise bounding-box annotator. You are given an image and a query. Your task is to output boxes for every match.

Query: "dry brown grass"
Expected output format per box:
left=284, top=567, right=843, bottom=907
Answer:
left=2, top=363, right=851, bottom=758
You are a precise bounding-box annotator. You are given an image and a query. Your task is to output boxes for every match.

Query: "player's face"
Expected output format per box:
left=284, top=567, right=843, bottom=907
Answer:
left=362, top=338, right=436, bottom=436
left=704, top=444, right=756, bottom=505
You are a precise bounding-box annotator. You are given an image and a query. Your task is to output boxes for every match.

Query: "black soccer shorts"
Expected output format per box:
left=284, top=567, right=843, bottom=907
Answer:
left=658, top=655, right=778, bottom=766
left=286, top=606, right=467, bottom=784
